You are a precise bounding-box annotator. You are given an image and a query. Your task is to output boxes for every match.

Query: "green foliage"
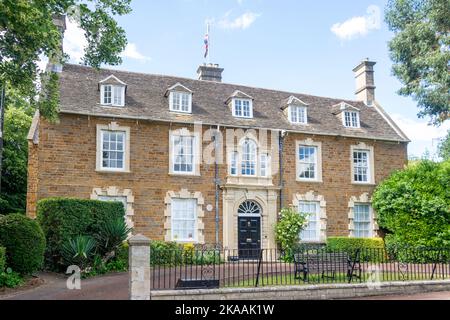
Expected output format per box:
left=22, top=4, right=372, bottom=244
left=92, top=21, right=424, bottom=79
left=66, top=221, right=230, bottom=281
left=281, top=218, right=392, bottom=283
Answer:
left=0, top=269, right=24, bottom=288
left=385, top=0, right=450, bottom=124
left=438, top=130, right=450, bottom=161
left=373, top=160, right=450, bottom=247
left=37, top=198, right=125, bottom=270
left=326, top=237, right=385, bottom=262
left=275, top=207, right=308, bottom=253
left=0, top=94, right=34, bottom=214
left=0, top=213, right=46, bottom=274
left=0, top=247, right=5, bottom=273
left=149, top=241, right=222, bottom=266
left=95, top=217, right=132, bottom=258
left=61, top=235, right=96, bottom=270
left=0, top=0, right=132, bottom=120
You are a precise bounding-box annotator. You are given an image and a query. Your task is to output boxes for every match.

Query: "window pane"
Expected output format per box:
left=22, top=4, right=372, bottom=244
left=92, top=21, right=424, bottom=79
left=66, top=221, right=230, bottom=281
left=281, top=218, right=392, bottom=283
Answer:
left=260, top=153, right=269, bottom=177
left=230, top=152, right=238, bottom=175
left=234, top=100, right=242, bottom=116
left=353, top=150, right=370, bottom=182
left=241, top=139, right=257, bottom=176
left=172, top=199, right=197, bottom=241
left=299, top=201, right=319, bottom=241
left=298, top=146, right=317, bottom=179
left=103, top=85, right=112, bottom=104
left=101, top=130, right=126, bottom=169
left=173, top=135, right=194, bottom=173
left=113, top=86, right=123, bottom=106
left=354, top=204, right=371, bottom=238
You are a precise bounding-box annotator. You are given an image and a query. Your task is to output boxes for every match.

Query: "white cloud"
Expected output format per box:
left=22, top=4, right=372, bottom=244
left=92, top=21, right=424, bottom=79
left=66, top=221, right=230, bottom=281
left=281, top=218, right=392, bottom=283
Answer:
left=121, top=43, right=151, bottom=62
left=331, top=5, right=381, bottom=41
left=63, top=17, right=87, bottom=63
left=217, top=11, right=261, bottom=30
left=390, top=114, right=450, bottom=158
left=63, top=17, right=150, bottom=63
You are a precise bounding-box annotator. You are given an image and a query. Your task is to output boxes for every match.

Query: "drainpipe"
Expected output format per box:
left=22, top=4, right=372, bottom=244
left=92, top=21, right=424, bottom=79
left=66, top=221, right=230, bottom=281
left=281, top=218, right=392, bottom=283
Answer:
left=278, top=130, right=286, bottom=211
left=214, top=125, right=220, bottom=246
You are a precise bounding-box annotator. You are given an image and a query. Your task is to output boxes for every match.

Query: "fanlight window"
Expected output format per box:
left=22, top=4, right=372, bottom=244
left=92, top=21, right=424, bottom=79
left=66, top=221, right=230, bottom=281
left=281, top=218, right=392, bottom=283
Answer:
left=238, top=201, right=261, bottom=215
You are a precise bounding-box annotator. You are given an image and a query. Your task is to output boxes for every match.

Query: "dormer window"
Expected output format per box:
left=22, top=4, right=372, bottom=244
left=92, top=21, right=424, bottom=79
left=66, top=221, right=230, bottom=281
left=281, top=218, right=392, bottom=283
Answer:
left=343, top=111, right=360, bottom=128
left=99, top=75, right=126, bottom=107
left=233, top=99, right=253, bottom=118
left=283, top=96, right=309, bottom=124
left=332, top=102, right=361, bottom=129
left=166, top=83, right=193, bottom=114
left=289, top=105, right=307, bottom=124
left=170, top=92, right=192, bottom=113
left=227, top=90, right=254, bottom=119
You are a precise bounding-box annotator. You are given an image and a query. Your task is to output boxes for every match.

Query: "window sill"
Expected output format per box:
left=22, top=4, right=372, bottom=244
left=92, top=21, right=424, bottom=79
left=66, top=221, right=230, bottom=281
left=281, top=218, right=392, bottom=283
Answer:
left=296, top=179, right=323, bottom=183
left=351, top=182, right=376, bottom=186
left=169, top=172, right=201, bottom=177
left=96, top=169, right=131, bottom=174
left=99, top=104, right=125, bottom=108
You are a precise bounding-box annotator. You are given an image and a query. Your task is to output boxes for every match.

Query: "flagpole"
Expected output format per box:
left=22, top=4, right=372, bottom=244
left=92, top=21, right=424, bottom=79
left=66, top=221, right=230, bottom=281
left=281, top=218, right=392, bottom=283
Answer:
left=206, top=22, right=210, bottom=64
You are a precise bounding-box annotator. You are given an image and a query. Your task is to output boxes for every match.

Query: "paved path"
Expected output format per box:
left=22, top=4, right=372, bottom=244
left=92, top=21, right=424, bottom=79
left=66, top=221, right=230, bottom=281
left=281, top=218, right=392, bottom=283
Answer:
left=0, top=272, right=128, bottom=300
left=2, top=272, right=449, bottom=300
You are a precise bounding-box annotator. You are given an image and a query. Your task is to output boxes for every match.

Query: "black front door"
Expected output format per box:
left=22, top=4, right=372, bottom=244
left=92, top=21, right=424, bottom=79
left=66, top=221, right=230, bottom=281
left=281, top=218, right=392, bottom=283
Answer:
left=238, top=216, right=261, bottom=259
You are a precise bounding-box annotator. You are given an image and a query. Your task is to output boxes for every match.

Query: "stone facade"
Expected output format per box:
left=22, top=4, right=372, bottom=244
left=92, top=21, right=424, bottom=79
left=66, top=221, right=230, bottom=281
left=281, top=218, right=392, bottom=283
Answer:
left=26, top=112, right=407, bottom=246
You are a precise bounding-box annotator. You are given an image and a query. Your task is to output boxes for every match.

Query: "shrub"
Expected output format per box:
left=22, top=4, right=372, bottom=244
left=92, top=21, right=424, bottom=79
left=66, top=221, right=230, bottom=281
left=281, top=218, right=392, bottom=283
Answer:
left=149, top=241, right=222, bottom=266
left=326, top=237, right=385, bottom=262
left=372, top=160, right=450, bottom=247
left=0, top=247, right=6, bottom=273
left=275, top=207, right=308, bottom=254
left=37, top=198, right=125, bottom=270
left=95, top=217, right=132, bottom=259
left=0, top=213, right=46, bottom=274
left=61, top=235, right=97, bottom=270
left=0, top=269, right=24, bottom=288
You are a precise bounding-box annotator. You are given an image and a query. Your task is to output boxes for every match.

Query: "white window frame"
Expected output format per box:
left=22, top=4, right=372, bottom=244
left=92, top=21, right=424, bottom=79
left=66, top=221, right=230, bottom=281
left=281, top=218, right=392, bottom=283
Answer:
left=100, top=84, right=125, bottom=107
left=343, top=111, right=360, bottom=128
left=298, top=201, right=321, bottom=242
left=288, top=105, right=308, bottom=124
left=171, top=198, right=198, bottom=242
left=100, top=130, right=126, bottom=171
left=259, top=153, right=270, bottom=177
left=169, top=91, right=192, bottom=113
left=352, top=203, right=373, bottom=238
left=350, top=142, right=375, bottom=185
left=241, top=139, right=257, bottom=176
left=229, top=151, right=238, bottom=176
left=169, top=129, right=200, bottom=176
left=295, top=139, right=322, bottom=182
left=96, top=123, right=130, bottom=173
left=232, top=98, right=253, bottom=118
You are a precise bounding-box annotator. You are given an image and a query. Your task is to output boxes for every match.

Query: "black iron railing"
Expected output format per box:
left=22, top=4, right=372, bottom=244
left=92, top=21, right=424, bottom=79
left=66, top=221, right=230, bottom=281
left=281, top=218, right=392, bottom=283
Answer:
left=149, top=246, right=450, bottom=290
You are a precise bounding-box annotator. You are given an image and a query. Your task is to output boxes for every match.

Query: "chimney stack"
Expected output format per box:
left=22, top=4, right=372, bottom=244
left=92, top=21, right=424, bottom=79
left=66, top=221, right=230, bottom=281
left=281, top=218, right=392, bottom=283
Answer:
left=197, top=63, right=224, bottom=82
left=353, top=59, right=376, bottom=106
left=49, top=14, right=66, bottom=73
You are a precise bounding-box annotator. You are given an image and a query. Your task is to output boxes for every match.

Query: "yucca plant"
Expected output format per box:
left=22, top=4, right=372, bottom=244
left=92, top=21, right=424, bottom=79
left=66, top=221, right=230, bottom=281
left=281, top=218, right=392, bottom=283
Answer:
left=61, top=235, right=96, bottom=270
left=95, top=218, right=132, bottom=263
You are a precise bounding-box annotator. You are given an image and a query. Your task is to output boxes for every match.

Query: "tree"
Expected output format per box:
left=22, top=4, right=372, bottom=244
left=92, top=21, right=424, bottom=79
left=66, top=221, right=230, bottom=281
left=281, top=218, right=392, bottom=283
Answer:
left=385, top=0, right=450, bottom=125
left=0, top=0, right=132, bottom=190
left=0, top=88, right=33, bottom=214
left=372, top=160, right=450, bottom=247
left=438, top=130, right=450, bottom=160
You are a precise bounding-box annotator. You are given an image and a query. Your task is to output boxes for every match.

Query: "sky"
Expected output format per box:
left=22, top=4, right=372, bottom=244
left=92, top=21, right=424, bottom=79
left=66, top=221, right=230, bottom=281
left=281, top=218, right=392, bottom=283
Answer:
left=59, top=0, right=450, bottom=159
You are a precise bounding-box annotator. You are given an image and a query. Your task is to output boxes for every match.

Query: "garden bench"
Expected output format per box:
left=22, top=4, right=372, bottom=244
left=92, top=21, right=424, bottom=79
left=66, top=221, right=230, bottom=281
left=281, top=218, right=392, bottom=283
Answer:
left=293, top=250, right=361, bottom=283
left=175, top=278, right=219, bottom=289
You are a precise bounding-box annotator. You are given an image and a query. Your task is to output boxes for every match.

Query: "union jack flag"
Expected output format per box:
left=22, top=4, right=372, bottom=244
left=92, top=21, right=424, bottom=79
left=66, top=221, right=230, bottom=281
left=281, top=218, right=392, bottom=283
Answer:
left=204, top=33, right=209, bottom=58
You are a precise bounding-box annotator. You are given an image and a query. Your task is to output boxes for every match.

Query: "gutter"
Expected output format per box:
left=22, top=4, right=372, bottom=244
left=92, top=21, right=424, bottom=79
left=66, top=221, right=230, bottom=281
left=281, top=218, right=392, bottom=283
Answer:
left=214, top=125, right=220, bottom=246
left=58, top=110, right=410, bottom=144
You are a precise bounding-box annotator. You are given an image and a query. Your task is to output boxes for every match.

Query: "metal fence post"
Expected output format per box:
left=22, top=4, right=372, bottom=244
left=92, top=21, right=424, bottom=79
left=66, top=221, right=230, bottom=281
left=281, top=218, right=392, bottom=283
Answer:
left=128, top=234, right=151, bottom=300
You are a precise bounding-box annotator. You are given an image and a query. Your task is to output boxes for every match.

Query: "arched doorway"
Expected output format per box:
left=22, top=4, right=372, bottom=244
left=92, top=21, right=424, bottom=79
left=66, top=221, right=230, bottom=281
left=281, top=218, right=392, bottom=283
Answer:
left=237, top=200, right=261, bottom=259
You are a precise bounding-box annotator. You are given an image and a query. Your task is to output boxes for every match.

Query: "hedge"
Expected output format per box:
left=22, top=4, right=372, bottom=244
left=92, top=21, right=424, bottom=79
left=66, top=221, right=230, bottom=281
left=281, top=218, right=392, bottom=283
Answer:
left=37, top=198, right=125, bottom=271
left=0, top=247, right=5, bottom=273
left=326, top=237, right=386, bottom=262
left=0, top=213, right=46, bottom=274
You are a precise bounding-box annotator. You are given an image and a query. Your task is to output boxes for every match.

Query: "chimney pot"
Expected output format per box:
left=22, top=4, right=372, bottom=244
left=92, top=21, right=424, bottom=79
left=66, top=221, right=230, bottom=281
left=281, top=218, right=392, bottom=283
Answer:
left=353, top=59, right=376, bottom=106
left=197, top=64, right=224, bottom=82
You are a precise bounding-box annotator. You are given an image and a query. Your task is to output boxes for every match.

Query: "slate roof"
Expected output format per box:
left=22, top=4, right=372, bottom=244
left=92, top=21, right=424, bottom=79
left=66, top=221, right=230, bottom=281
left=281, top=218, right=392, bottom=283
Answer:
left=58, top=64, right=409, bottom=142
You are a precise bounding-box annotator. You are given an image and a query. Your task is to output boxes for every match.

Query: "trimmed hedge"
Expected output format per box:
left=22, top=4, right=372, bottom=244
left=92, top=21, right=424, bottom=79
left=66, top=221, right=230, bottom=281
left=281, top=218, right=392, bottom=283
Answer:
left=326, top=237, right=386, bottom=262
left=37, top=198, right=125, bottom=271
left=0, top=247, right=5, bottom=273
left=0, top=213, right=46, bottom=274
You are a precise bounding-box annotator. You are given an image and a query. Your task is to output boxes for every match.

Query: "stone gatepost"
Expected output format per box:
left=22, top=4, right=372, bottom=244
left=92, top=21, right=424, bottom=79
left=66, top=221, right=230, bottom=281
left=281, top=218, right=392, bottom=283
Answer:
left=128, top=234, right=151, bottom=300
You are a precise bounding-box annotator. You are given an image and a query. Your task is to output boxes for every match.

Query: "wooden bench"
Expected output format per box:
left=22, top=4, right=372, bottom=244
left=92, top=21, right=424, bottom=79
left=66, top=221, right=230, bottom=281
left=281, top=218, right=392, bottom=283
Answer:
left=293, top=250, right=361, bottom=283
